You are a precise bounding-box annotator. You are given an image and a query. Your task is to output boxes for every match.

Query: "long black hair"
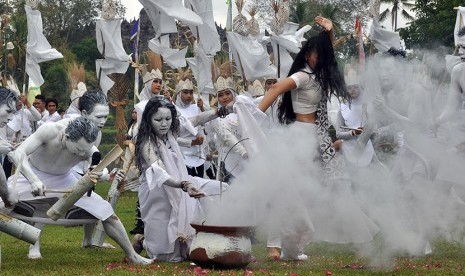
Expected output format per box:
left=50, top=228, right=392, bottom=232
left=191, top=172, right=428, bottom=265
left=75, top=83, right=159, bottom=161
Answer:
left=278, top=31, right=348, bottom=124
left=135, top=97, right=180, bottom=171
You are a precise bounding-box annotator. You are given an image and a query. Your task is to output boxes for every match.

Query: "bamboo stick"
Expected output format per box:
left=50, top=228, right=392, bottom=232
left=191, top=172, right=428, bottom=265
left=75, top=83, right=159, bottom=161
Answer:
left=0, top=213, right=40, bottom=244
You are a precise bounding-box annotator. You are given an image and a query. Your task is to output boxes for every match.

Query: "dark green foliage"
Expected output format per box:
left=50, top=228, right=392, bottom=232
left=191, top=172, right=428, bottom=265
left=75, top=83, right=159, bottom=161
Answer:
left=400, top=0, right=462, bottom=50
left=71, top=38, right=102, bottom=72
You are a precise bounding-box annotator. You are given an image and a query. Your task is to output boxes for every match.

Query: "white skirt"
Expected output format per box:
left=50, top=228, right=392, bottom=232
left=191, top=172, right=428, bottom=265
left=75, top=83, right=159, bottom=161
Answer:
left=6, top=164, right=114, bottom=220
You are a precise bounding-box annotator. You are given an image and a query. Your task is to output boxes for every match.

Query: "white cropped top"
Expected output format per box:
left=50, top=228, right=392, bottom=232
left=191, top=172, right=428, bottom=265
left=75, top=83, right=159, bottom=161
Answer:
left=289, top=64, right=322, bottom=114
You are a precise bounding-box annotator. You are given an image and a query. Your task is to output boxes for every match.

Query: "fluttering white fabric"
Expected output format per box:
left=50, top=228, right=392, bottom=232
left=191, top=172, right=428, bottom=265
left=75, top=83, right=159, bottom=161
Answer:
left=233, top=95, right=267, bottom=156
left=454, top=7, right=465, bottom=47
left=184, top=0, right=221, bottom=55
left=95, top=59, right=129, bottom=95
left=226, top=32, right=277, bottom=81
left=270, top=23, right=311, bottom=78
left=148, top=36, right=188, bottom=69
left=186, top=43, right=215, bottom=95
left=96, top=19, right=131, bottom=62
left=95, top=18, right=130, bottom=95
left=25, top=5, right=63, bottom=86
left=369, top=19, right=401, bottom=52
left=138, top=0, right=202, bottom=39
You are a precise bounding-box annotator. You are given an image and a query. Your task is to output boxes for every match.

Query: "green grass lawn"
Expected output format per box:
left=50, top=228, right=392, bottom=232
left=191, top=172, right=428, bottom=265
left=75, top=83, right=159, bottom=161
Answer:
left=2, top=182, right=465, bottom=275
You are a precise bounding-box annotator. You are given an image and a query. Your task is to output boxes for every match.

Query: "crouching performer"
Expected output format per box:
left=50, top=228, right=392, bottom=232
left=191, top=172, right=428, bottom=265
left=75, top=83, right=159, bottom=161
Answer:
left=135, top=97, right=228, bottom=262
left=5, top=117, right=153, bottom=264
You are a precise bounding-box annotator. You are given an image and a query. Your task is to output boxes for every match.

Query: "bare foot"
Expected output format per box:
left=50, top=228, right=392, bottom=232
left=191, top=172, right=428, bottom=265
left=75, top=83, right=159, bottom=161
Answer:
left=315, top=16, right=333, bottom=32
left=126, top=254, right=155, bottom=265
left=267, top=247, right=281, bottom=261
left=28, top=243, right=42, bottom=259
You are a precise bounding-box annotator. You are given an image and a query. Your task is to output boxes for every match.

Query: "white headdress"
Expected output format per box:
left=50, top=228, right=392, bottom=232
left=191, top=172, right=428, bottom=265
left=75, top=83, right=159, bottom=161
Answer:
left=214, top=76, right=235, bottom=92
left=143, top=68, right=163, bottom=83
left=249, top=80, right=264, bottom=98
left=176, top=78, right=194, bottom=93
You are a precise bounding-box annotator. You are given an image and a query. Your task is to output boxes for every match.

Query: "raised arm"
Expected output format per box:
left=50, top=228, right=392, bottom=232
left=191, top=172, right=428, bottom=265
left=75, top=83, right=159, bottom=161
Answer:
left=258, top=77, right=296, bottom=112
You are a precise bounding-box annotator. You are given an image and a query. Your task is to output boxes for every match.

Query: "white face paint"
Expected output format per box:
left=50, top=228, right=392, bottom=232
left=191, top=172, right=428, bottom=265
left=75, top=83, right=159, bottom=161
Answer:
left=151, top=107, right=172, bottom=140
left=83, top=104, right=109, bottom=129
left=0, top=103, right=16, bottom=127
left=64, top=136, right=94, bottom=157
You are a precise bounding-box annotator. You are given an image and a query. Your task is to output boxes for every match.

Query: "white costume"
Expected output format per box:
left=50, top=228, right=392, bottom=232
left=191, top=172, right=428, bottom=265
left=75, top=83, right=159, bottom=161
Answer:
left=336, top=98, right=376, bottom=167
left=6, top=107, right=41, bottom=142
left=139, top=132, right=226, bottom=261
left=6, top=162, right=114, bottom=220
left=174, top=83, right=206, bottom=173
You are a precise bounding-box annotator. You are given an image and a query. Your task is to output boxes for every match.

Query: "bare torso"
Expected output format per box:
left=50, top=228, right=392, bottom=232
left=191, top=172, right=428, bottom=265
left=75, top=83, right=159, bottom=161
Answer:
left=25, top=124, right=92, bottom=175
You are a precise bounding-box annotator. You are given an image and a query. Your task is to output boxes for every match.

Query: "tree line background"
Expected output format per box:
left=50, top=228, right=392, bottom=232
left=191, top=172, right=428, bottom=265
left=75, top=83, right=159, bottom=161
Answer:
left=0, top=0, right=460, bottom=148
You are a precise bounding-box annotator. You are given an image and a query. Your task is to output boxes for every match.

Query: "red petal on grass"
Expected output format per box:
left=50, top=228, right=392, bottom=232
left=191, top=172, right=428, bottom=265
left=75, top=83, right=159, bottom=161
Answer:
left=326, top=271, right=332, bottom=275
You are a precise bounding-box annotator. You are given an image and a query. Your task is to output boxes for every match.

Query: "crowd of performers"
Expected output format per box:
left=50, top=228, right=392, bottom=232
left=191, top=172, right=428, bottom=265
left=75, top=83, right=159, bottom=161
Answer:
left=0, top=15, right=464, bottom=266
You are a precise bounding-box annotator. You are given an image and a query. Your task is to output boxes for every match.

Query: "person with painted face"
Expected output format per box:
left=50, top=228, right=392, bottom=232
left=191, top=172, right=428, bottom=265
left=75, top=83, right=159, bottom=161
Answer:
left=0, top=87, right=19, bottom=208
left=174, top=78, right=207, bottom=178
left=134, top=97, right=228, bottom=262
left=4, top=117, right=153, bottom=264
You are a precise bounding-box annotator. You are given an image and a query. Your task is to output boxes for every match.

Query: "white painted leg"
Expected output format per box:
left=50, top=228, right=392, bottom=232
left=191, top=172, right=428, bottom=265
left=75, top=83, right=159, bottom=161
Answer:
left=82, top=223, right=95, bottom=248
left=102, top=215, right=153, bottom=264
left=28, top=223, right=45, bottom=259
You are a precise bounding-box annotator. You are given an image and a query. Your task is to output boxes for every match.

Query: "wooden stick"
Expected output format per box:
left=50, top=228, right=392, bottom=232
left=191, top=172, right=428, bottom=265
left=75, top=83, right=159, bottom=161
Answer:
left=46, top=145, right=123, bottom=221
left=340, top=126, right=362, bottom=131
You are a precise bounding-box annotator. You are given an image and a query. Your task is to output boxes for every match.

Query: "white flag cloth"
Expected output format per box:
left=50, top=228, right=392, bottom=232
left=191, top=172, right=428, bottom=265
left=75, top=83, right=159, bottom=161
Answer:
left=96, top=18, right=131, bottom=62
left=270, top=22, right=311, bottom=78
left=454, top=7, right=465, bottom=46
left=96, top=59, right=129, bottom=95
left=138, top=0, right=202, bottom=39
left=186, top=43, right=214, bottom=95
left=369, top=19, right=401, bottom=52
left=25, top=5, right=63, bottom=86
left=184, top=0, right=221, bottom=55
left=226, top=32, right=277, bottom=81
left=95, top=18, right=130, bottom=95
left=148, top=36, right=188, bottom=68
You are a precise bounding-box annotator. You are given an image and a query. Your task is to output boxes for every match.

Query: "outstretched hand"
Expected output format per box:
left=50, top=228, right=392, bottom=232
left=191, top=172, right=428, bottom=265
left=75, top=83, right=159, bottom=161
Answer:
left=184, top=182, right=206, bottom=198
left=315, top=16, right=333, bottom=32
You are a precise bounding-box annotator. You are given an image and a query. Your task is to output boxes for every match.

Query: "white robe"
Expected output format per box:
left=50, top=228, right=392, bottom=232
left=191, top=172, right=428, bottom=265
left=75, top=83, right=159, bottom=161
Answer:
left=139, top=133, right=226, bottom=258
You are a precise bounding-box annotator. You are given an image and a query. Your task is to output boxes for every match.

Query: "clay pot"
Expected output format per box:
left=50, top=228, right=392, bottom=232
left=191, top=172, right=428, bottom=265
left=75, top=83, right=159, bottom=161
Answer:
left=189, top=223, right=253, bottom=269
